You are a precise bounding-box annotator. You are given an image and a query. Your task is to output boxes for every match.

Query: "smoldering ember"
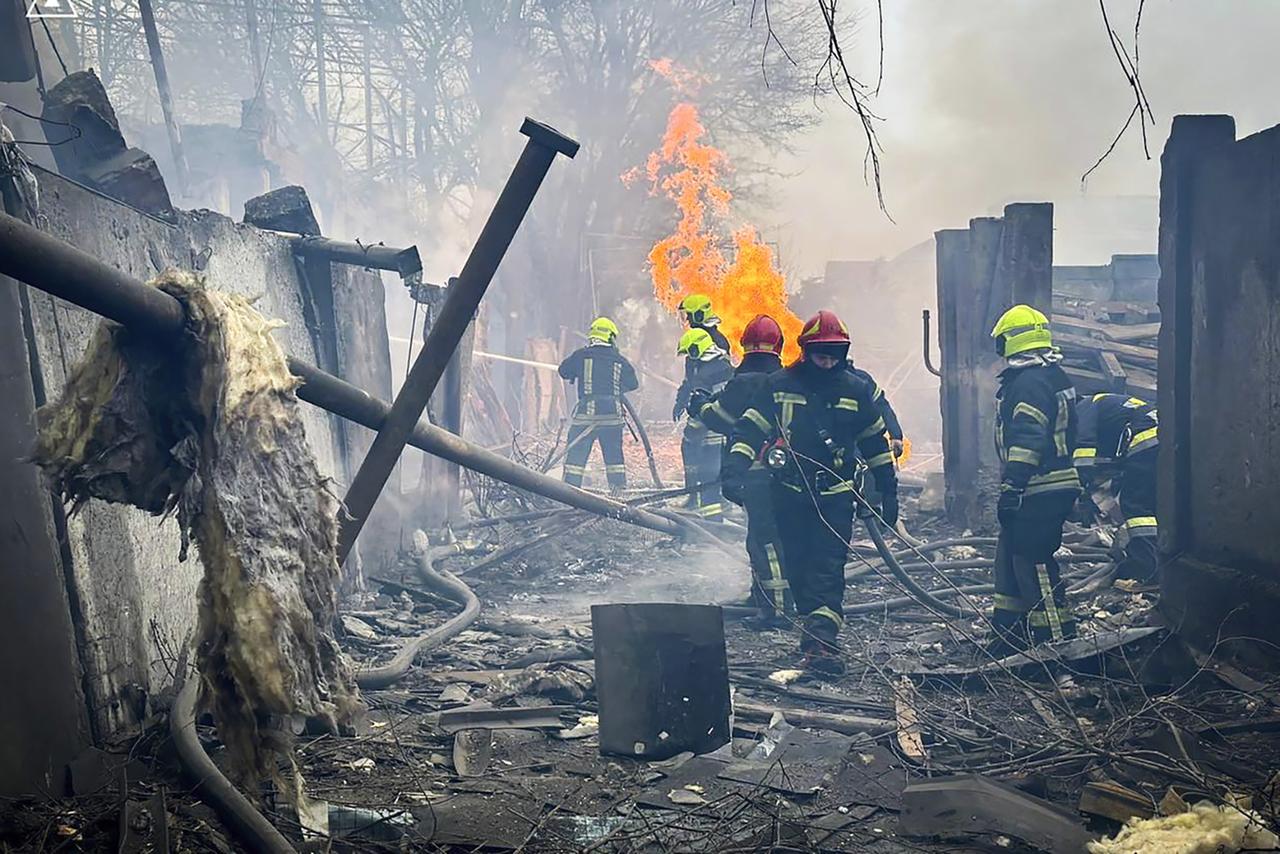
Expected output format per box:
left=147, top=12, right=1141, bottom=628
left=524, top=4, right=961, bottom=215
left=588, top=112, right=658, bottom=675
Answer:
left=1, top=3, right=1279, bottom=853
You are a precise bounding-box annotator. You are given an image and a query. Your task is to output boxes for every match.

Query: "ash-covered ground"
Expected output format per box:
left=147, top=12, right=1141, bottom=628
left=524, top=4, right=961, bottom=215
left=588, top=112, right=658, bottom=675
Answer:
left=8, top=457, right=1278, bottom=853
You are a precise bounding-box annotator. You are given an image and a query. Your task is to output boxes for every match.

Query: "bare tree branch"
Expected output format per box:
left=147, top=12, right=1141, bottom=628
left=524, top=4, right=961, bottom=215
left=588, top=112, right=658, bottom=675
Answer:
left=1083, top=0, right=1155, bottom=185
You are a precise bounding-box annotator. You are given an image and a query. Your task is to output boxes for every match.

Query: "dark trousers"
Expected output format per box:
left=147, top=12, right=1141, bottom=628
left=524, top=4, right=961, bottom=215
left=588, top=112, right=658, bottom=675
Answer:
left=743, top=471, right=792, bottom=616
left=563, top=422, right=626, bottom=489
left=681, top=426, right=724, bottom=520
left=1117, top=448, right=1158, bottom=582
left=774, top=487, right=856, bottom=652
left=994, top=494, right=1077, bottom=645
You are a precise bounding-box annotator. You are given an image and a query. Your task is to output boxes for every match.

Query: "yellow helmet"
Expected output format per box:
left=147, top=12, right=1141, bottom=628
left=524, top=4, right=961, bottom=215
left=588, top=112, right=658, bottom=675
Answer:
left=588, top=316, right=619, bottom=344
left=991, top=304, right=1053, bottom=357
left=678, top=294, right=714, bottom=325
left=677, top=328, right=718, bottom=360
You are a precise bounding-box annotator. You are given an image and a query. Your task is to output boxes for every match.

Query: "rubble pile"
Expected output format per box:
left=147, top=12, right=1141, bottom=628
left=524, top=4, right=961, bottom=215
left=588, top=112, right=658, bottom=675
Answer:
left=1053, top=297, right=1160, bottom=398
left=256, top=500, right=1280, bottom=850
left=2, top=493, right=1279, bottom=851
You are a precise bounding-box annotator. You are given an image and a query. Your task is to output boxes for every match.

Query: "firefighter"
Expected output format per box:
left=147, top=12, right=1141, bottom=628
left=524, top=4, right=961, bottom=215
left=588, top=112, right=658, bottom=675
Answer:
left=689, top=314, right=793, bottom=623
left=989, top=304, right=1081, bottom=655
left=558, top=317, right=638, bottom=490
left=677, top=294, right=732, bottom=353
left=675, top=328, right=734, bottom=520
left=1074, top=393, right=1158, bottom=582
left=725, top=310, right=898, bottom=673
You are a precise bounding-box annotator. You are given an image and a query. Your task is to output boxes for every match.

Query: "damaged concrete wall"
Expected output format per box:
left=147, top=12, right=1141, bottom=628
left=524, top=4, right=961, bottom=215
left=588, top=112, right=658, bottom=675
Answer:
left=933, top=203, right=1054, bottom=530
left=16, top=169, right=394, bottom=739
left=1158, top=114, right=1280, bottom=668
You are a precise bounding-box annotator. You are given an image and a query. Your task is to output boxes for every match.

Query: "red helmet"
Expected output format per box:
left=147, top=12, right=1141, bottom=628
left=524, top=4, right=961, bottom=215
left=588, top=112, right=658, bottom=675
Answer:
left=797, top=310, right=851, bottom=347
left=741, top=314, right=784, bottom=355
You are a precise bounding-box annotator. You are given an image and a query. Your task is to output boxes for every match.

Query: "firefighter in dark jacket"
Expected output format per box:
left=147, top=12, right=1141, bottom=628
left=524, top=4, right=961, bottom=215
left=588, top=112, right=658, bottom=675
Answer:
left=725, top=310, right=899, bottom=673
left=1074, top=393, right=1158, bottom=582
left=689, top=315, right=793, bottom=622
left=558, top=317, right=638, bottom=490
left=989, top=304, right=1081, bottom=654
left=675, top=328, right=734, bottom=520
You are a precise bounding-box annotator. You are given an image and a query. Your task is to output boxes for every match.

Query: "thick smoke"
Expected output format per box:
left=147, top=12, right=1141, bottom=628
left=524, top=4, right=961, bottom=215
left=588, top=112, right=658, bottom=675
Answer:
left=761, top=0, right=1280, bottom=271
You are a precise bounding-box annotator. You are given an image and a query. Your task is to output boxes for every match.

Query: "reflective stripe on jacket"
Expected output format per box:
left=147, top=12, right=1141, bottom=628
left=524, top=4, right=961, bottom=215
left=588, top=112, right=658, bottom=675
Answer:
left=558, top=343, right=638, bottom=424
left=726, top=360, right=896, bottom=497
left=1074, top=393, right=1157, bottom=469
left=996, top=358, right=1081, bottom=500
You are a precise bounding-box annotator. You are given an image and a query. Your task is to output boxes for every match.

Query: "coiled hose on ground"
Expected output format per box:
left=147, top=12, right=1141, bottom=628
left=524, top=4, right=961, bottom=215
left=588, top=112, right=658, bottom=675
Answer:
left=356, top=533, right=482, bottom=689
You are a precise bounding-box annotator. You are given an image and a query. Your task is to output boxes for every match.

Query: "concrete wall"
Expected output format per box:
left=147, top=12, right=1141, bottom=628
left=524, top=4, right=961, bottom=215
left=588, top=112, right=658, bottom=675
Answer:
left=934, top=203, right=1054, bottom=530
left=1158, top=115, right=1280, bottom=669
left=15, top=169, right=394, bottom=740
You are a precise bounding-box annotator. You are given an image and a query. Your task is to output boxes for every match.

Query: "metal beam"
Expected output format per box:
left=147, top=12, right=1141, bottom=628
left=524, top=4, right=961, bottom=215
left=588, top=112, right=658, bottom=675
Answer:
left=0, top=211, right=681, bottom=539
left=335, top=118, right=579, bottom=563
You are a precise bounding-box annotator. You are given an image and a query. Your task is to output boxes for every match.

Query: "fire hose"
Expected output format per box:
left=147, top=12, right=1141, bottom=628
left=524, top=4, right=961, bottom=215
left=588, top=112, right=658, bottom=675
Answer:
left=171, top=533, right=479, bottom=854
left=542, top=395, right=663, bottom=488
left=859, top=512, right=974, bottom=619
left=356, top=533, right=481, bottom=689
left=621, top=394, right=665, bottom=488
left=171, top=677, right=297, bottom=854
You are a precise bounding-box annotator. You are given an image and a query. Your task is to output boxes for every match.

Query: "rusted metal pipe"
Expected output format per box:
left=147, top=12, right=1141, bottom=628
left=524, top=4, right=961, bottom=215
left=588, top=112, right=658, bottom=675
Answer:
left=292, top=236, right=422, bottom=279
left=0, top=211, right=682, bottom=539
left=923, top=309, right=942, bottom=378
left=336, top=118, right=579, bottom=563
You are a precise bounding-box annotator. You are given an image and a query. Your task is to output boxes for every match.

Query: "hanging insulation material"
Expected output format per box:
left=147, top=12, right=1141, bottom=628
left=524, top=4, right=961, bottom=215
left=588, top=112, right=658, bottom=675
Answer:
left=33, top=269, right=361, bottom=789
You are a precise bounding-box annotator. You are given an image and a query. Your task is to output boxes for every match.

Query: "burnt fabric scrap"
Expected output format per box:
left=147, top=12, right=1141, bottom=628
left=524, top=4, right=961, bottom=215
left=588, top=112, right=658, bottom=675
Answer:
left=33, top=269, right=360, bottom=787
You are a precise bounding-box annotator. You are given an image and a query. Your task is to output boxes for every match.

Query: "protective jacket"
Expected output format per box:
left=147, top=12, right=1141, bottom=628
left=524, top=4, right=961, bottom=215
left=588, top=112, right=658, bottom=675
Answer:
left=848, top=365, right=903, bottom=441
left=694, top=352, right=782, bottom=443
left=995, top=352, right=1081, bottom=503
left=674, top=353, right=734, bottom=423
left=1074, top=392, right=1159, bottom=579
left=1074, top=393, right=1157, bottom=473
left=725, top=360, right=897, bottom=497
left=559, top=342, right=638, bottom=426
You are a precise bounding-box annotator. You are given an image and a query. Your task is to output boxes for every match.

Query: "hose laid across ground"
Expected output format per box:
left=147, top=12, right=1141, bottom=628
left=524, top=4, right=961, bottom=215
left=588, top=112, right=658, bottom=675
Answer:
left=356, top=533, right=481, bottom=689
left=171, top=675, right=297, bottom=854
left=861, top=516, right=973, bottom=619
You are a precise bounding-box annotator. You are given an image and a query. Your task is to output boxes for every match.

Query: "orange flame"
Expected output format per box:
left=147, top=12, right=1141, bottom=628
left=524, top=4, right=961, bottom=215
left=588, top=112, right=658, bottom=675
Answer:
left=632, top=69, right=803, bottom=362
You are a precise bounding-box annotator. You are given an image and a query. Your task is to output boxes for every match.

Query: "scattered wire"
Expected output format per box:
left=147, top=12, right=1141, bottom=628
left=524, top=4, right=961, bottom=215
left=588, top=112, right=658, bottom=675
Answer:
left=39, top=18, right=71, bottom=79
left=0, top=103, right=83, bottom=146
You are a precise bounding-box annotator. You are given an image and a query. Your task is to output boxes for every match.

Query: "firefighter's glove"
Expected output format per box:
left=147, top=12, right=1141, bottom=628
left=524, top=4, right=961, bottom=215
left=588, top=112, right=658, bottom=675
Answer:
left=879, top=491, right=899, bottom=529
left=686, top=388, right=712, bottom=419
left=671, top=399, right=684, bottom=422
left=997, top=487, right=1023, bottom=526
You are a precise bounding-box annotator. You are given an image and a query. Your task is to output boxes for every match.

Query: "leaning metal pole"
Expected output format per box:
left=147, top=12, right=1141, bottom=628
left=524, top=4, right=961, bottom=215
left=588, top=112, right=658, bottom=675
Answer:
left=0, top=211, right=681, bottom=538
left=336, top=118, right=579, bottom=563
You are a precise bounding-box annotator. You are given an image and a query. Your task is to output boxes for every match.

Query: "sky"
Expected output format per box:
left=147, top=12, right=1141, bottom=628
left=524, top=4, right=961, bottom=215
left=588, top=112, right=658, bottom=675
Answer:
left=754, top=0, right=1280, bottom=276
